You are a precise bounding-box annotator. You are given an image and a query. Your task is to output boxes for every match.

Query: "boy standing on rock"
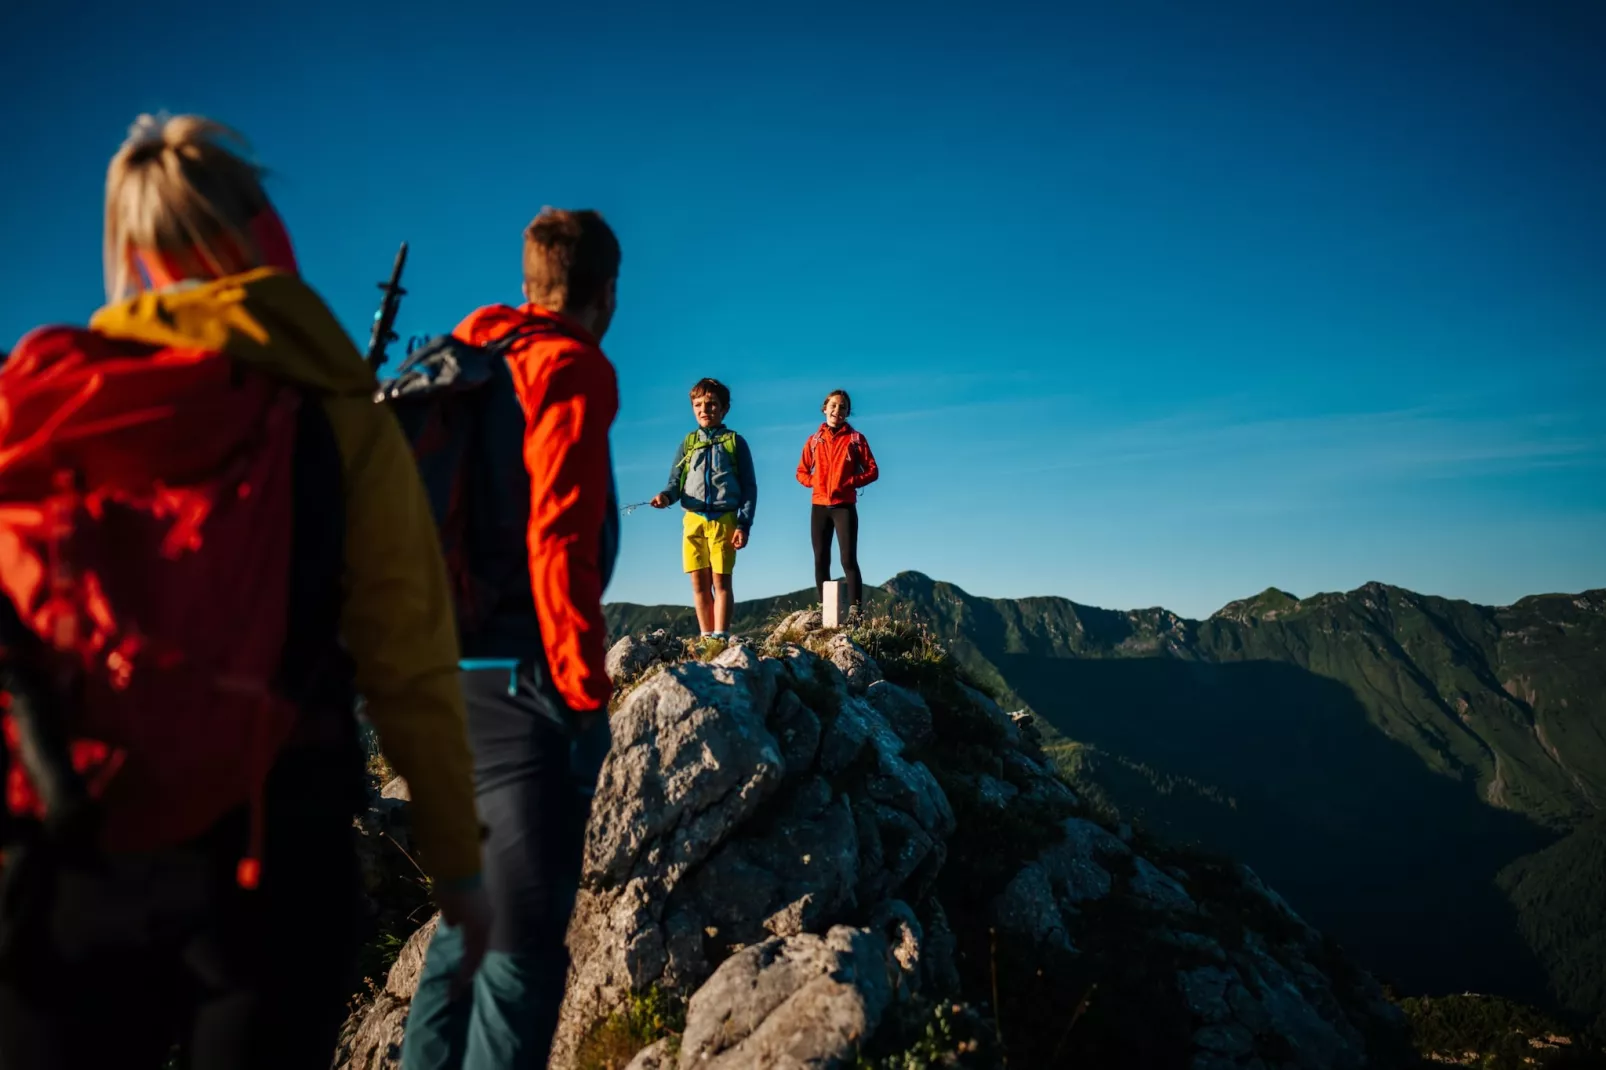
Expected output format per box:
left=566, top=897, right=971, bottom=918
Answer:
left=650, top=378, right=758, bottom=640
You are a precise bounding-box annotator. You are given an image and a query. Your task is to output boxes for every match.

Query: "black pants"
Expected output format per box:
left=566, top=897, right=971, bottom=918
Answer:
left=459, top=659, right=590, bottom=955
left=401, top=658, right=596, bottom=1069
left=812, top=503, right=862, bottom=608
left=0, top=748, right=364, bottom=1070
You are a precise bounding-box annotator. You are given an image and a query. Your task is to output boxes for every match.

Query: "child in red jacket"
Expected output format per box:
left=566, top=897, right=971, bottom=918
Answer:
left=795, top=389, right=879, bottom=611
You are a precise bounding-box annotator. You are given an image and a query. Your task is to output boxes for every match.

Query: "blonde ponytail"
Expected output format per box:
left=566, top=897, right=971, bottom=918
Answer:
left=103, top=113, right=273, bottom=302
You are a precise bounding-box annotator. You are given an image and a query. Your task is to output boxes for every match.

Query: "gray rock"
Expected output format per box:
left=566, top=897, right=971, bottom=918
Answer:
left=1000, top=750, right=1079, bottom=809
left=676, top=926, right=894, bottom=1069
left=818, top=698, right=872, bottom=774
left=623, top=1037, right=677, bottom=1070
left=856, top=698, right=955, bottom=840
left=824, top=633, right=884, bottom=695
left=864, top=680, right=934, bottom=747
left=712, top=642, right=777, bottom=712
left=331, top=915, right=439, bottom=1070
left=1059, top=817, right=1131, bottom=859
left=992, top=862, right=1074, bottom=954
left=606, top=629, right=686, bottom=685
left=775, top=645, right=851, bottom=705
left=676, top=778, right=860, bottom=949
left=1179, top=964, right=1237, bottom=1024
left=766, top=608, right=823, bottom=647
left=584, top=662, right=784, bottom=888
left=1194, top=1022, right=1256, bottom=1057
left=972, top=773, right=1020, bottom=810
left=1159, top=929, right=1228, bottom=964
left=1238, top=862, right=1318, bottom=940
left=1232, top=938, right=1371, bottom=1070
left=769, top=690, right=823, bottom=778
left=1033, top=818, right=1130, bottom=906
left=862, top=804, right=944, bottom=905
left=1009, top=707, right=1042, bottom=740
left=763, top=894, right=820, bottom=940
left=538, top=636, right=1410, bottom=1070
left=662, top=904, right=710, bottom=986
left=866, top=899, right=924, bottom=998
left=606, top=635, right=659, bottom=684
left=1227, top=975, right=1275, bottom=1034
left=962, top=684, right=1022, bottom=748
left=852, top=799, right=885, bottom=905
left=1129, top=857, right=1198, bottom=914
left=553, top=661, right=786, bottom=1068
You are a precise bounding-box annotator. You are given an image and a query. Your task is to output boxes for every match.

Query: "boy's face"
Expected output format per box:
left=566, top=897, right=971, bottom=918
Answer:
left=693, top=392, right=727, bottom=428
left=823, top=395, right=848, bottom=428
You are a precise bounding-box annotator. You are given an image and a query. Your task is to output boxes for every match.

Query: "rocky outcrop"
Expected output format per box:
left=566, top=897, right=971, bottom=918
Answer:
left=604, top=628, right=686, bottom=685
left=334, top=916, right=438, bottom=1070
left=549, top=638, right=960, bottom=1068
left=669, top=926, right=895, bottom=1068
left=337, top=618, right=1414, bottom=1070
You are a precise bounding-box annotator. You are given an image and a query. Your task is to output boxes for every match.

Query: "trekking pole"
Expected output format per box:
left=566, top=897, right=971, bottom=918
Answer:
left=366, top=242, right=409, bottom=372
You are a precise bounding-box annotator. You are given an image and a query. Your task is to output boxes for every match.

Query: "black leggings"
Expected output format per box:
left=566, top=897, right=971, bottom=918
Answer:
left=811, top=504, right=862, bottom=608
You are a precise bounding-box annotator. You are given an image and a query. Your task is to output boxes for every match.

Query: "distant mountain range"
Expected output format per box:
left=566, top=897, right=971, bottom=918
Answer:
left=605, top=573, right=1606, bottom=1036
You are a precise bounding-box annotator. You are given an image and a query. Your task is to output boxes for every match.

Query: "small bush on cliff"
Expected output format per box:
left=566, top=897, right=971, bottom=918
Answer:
left=573, top=986, right=687, bottom=1070
left=1401, top=993, right=1605, bottom=1069
left=853, top=1000, right=1002, bottom=1069
left=694, top=636, right=729, bottom=661
left=841, top=613, right=957, bottom=691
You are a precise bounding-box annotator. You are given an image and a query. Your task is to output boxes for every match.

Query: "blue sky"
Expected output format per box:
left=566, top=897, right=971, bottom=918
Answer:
left=2, top=0, right=1602, bottom=619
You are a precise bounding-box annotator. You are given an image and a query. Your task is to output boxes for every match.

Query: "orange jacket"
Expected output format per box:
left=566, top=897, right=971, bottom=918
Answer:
left=453, top=305, right=619, bottom=714
left=796, top=422, right=879, bottom=506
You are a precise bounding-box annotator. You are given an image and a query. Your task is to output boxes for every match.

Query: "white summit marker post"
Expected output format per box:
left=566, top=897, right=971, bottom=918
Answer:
left=822, top=580, right=848, bottom=629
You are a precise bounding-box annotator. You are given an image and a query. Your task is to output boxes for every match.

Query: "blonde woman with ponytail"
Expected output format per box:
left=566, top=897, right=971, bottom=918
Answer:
left=0, top=114, right=488, bottom=1069
left=100, top=113, right=300, bottom=301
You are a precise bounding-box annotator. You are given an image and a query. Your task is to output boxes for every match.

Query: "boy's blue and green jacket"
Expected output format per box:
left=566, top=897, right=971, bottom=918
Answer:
left=660, top=424, right=758, bottom=531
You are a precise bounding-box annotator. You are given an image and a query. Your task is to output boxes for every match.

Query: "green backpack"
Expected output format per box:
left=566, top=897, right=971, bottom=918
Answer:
left=677, top=429, right=738, bottom=484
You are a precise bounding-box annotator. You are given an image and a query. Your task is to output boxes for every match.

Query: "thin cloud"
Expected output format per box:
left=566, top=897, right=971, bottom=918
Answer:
left=1004, top=403, right=1605, bottom=483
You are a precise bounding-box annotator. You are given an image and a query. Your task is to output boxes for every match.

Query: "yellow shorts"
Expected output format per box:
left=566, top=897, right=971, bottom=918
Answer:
left=683, top=511, right=739, bottom=575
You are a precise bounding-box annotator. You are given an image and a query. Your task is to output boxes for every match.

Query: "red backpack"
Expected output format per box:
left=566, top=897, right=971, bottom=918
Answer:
left=0, top=325, right=302, bottom=889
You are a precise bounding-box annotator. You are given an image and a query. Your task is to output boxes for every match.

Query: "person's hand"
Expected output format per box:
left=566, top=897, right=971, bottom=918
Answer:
left=731, top=528, right=749, bottom=550
left=650, top=493, right=670, bottom=509
left=435, top=883, right=494, bottom=1001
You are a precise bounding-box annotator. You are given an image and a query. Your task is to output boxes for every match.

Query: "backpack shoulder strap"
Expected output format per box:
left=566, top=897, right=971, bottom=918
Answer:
left=376, top=320, right=554, bottom=403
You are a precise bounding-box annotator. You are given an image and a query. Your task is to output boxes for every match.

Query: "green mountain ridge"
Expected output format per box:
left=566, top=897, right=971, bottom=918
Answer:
left=604, top=571, right=1606, bottom=1036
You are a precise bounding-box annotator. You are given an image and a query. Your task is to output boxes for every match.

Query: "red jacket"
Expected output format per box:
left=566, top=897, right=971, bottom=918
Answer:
left=796, top=422, right=879, bottom=506
left=453, top=304, right=618, bottom=714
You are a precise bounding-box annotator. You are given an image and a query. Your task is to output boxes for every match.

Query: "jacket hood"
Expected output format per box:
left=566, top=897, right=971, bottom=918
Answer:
left=456, top=303, right=599, bottom=351
left=89, top=268, right=375, bottom=396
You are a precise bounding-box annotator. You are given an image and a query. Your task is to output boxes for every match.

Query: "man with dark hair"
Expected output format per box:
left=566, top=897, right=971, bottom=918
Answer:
left=401, top=207, right=622, bottom=1070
